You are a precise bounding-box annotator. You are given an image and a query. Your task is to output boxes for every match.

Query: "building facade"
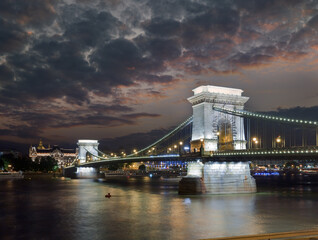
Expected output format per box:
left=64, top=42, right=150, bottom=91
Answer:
left=29, top=140, right=78, bottom=167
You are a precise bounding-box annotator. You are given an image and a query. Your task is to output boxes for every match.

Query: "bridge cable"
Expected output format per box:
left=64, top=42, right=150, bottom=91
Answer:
left=81, top=116, right=193, bottom=161
left=212, top=107, right=318, bottom=127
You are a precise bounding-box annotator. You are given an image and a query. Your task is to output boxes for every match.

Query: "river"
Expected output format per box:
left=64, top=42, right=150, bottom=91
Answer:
left=1, top=175, right=318, bottom=240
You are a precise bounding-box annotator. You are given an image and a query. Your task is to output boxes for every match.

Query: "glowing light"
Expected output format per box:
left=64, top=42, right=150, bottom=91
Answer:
left=78, top=140, right=98, bottom=144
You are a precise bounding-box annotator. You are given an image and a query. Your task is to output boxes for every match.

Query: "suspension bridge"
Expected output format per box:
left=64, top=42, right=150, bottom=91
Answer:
left=64, top=85, right=318, bottom=194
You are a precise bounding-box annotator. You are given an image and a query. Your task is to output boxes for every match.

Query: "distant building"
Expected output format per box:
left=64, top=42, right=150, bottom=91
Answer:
left=29, top=140, right=78, bottom=167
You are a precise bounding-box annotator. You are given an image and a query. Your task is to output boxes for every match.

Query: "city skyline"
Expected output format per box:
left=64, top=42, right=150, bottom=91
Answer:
left=1, top=0, right=318, bottom=151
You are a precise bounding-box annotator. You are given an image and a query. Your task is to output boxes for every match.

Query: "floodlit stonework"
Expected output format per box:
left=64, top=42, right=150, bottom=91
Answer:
left=179, top=161, right=256, bottom=195
left=179, top=86, right=256, bottom=195
left=77, top=140, right=99, bottom=163
left=188, top=85, right=249, bottom=152
left=203, top=162, right=256, bottom=194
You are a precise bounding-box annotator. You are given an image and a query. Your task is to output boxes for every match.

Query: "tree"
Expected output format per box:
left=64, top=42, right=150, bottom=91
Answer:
left=284, top=160, right=299, bottom=169
left=39, top=156, right=58, bottom=172
left=0, top=154, right=15, bottom=171
left=11, top=155, right=33, bottom=171
left=107, top=163, right=124, bottom=171
left=139, top=164, right=146, bottom=171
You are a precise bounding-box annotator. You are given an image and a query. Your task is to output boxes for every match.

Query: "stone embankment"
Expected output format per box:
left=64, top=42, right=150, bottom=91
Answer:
left=202, top=229, right=318, bottom=240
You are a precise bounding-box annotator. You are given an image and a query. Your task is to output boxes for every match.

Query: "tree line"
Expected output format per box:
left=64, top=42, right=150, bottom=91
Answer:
left=0, top=153, right=58, bottom=172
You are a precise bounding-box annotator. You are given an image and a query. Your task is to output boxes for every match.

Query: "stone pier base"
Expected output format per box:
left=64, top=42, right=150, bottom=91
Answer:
left=178, top=161, right=256, bottom=195
left=203, top=162, right=256, bottom=194
left=63, top=167, right=101, bottom=179
left=179, top=177, right=205, bottom=195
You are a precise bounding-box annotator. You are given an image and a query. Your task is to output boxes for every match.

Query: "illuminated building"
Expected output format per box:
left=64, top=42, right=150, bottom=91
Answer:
left=29, top=140, right=78, bottom=167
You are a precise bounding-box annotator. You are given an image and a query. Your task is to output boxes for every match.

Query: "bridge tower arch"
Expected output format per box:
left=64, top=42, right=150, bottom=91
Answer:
left=77, top=140, right=99, bottom=163
left=188, top=85, right=249, bottom=153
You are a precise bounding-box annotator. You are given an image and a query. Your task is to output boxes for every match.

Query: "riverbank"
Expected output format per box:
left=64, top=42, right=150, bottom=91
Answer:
left=203, top=229, right=318, bottom=240
left=0, top=172, right=23, bottom=180
left=23, top=172, right=61, bottom=180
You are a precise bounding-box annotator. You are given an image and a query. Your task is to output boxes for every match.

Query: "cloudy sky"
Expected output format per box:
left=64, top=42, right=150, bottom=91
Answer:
left=1, top=0, right=318, bottom=150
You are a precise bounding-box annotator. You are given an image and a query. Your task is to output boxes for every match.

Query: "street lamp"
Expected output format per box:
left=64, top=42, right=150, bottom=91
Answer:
left=252, top=137, right=258, bottom=149
left=276, top=136, right=281, bottom=148
left=179, top=141, right=183, bottom=154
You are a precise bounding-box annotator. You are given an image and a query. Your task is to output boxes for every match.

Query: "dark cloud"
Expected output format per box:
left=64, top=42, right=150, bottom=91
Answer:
left=0, top=0, right=318, bottom=148
left=0, top=64, right=14, bottom=84
left=100, top=128, right=169, bottom=152
left=147, top=38, right=181, bottom=60
left=0, top=18, right=29, bottom=54
left=0, top=0, right=57, bottom=27
left=64, top=11, right=122, bottom=47
left=267, top=106, right=318, bottom=121
left=144, top=19, right=182, bottom=37
left=122, top=113, right=161, bottom=119
left=0, top=125, right=42, bottom=139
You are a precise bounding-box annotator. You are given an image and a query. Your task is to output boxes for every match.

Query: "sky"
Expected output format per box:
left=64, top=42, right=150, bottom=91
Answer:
left=1, top=0, right=318, bottom=151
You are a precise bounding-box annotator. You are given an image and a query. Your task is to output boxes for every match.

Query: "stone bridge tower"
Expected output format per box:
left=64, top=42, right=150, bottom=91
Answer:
left=188, top=85, right=249, bottom=153
left=77, top=140, right=99, bottom=163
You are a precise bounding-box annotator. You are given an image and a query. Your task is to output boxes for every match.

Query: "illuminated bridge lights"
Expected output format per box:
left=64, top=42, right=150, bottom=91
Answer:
left=213, top=107, right=318, bottom=126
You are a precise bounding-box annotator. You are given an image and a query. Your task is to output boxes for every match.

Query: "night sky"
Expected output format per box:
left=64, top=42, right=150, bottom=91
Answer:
left=1, top=0, right=318, bottom=151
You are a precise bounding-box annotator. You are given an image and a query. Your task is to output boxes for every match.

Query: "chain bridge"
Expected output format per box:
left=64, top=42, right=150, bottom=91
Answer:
left=64, top=85, right=318, bottom=195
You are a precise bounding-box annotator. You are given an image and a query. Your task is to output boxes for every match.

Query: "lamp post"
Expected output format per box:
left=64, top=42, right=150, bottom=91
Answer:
left=252, top=137, right=258, bottom=149
left=179, top=141, right=183, bottom=154
left=200, top=138, right=204, bottom=156
left=174, top=144, right=178, bottom=154
left=132, top=149, right=137, bottom=156
left=276, top=136, right=281, bottom=148
left=167, top=147, right=172, bottom=153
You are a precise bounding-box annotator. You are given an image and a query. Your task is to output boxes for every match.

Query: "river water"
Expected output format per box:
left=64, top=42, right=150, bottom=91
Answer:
left=1, top=176, right=318, bottom=240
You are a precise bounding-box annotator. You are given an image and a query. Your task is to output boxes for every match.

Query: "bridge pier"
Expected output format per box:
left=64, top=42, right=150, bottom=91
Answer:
left=179, top=161, right=256, bottom=195
left=63, top=167, right=102, bottom=179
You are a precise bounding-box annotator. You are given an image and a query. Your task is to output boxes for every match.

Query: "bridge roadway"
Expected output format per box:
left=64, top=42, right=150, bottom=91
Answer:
left=65, top=147, right=318, bottom=170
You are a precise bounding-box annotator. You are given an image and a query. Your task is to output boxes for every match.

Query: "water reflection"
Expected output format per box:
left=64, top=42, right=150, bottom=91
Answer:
left=1, top=177, right=318, bottom=240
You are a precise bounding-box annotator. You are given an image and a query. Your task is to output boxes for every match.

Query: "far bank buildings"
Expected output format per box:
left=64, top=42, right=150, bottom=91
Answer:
left=29, top=140, right=77, bottom=167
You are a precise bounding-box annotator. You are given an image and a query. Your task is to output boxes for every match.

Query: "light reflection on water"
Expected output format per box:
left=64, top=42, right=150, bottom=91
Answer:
left=1, top=177, right=318, bottom=240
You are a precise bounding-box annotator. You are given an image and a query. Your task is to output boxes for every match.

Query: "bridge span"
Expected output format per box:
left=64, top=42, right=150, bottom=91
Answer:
left=64, top=85, right=318, bottom=195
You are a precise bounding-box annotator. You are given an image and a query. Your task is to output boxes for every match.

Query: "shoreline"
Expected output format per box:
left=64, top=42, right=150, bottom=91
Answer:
left=202, top=229, right=318, bottom=240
